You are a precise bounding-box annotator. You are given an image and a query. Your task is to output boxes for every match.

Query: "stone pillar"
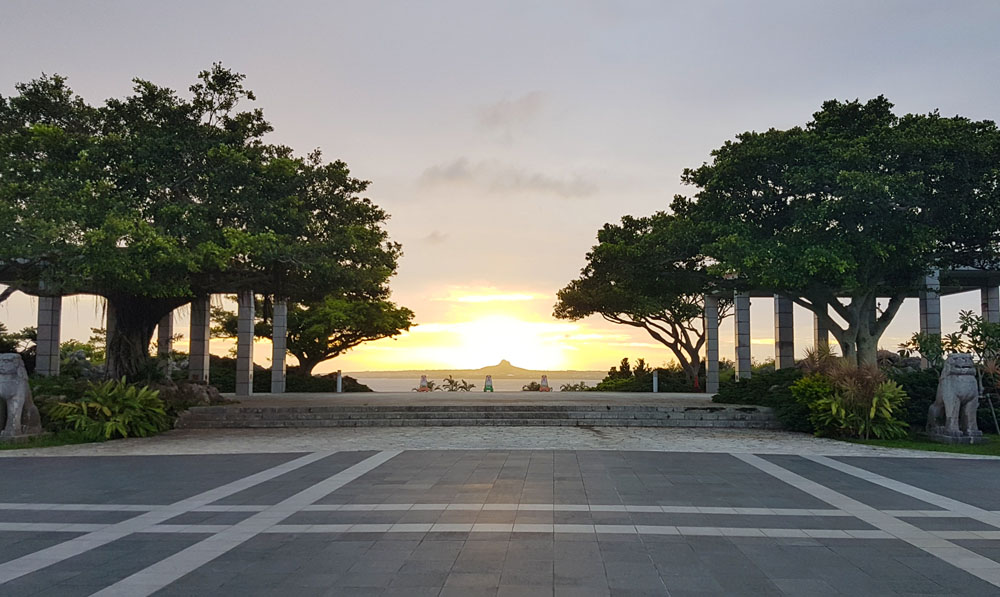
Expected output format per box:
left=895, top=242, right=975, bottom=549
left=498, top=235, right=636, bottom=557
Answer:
left=270, top=299, right=287, bottom=394
left=188, top=296, right=211, bottom=383
left=652, top=369, right=659, bottom=393
left=919, top=271, right=942, bottom=370
left=336, top=370, right=343, bottom=393
left=157, top=312, right=173, bottom=357
left=983, top=285, right=1000, bottom=324
left=734, top=291, right=752, bottom=380
left=919, top=270, right=942, bottom=336
left=704, top=295, right=720, bottom=394
left=235, top=290, right=255, bottom=397
left=36, top=296, right=62, bottom=376
left=773, top=295, right=795, bottom=369
left=813, top=308, right=829, bottom=349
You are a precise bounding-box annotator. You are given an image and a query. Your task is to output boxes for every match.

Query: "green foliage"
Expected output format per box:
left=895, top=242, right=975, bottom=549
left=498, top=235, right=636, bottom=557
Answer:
left=1, top=65, right=404, bottom=380
left=791, top=362, right=909, bottom=440
left=212, top=295, right=413, bottom=376
left=560, top=381, right=593, bottom=392
left=46, top=378, right=170, bottom=440
left=208, top=356, right=371, bottom=393
left=713, top=367, right=810, bottom=431
left=522, top=381, right=542, bottom=391
left=677, top=97, right=1000, bottom=365
left=441, top=375, right=475, bottom=392
left=554, top=213, right=730, bottom=387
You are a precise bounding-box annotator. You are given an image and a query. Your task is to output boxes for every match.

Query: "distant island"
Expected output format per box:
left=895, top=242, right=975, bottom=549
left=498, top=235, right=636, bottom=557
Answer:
left=346, top=359, right=606, bottom=380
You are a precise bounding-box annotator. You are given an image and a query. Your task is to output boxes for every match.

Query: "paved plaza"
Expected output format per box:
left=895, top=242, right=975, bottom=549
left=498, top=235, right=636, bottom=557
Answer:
left=1, top=430, right=1000, bottom=595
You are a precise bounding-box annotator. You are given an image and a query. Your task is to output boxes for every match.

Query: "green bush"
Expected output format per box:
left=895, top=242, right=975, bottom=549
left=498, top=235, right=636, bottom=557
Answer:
left=46, top=378, right=171, bottom=440
left=209, top=356, right=371, bottom=393
left=800, top=379, right=909, bottom=440
left=713, top=368, right=809, bottom=431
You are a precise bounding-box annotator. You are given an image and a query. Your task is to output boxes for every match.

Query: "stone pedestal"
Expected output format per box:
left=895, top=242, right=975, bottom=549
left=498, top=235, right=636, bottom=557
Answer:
left=704, top=295, right=720, bottom=394
left=189, top=297, right=211, bottom=383
left=36, top=297, right=62, bottom=377
left=923, top=429, right=987, bottom=445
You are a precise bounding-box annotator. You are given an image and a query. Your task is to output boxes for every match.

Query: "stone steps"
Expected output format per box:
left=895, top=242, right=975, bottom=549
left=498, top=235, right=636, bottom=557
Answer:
left=174, top=404, right=780, bottom=429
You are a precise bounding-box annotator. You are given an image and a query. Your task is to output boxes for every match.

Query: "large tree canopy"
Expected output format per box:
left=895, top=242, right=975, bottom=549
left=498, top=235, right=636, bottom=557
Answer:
left=212, top=295, right=414, bottom=376
left=677, top=97, right=1000, bottom=365
left=0, top=65, right=405, bottom=378
left=554, top=212, right=730, bottom=388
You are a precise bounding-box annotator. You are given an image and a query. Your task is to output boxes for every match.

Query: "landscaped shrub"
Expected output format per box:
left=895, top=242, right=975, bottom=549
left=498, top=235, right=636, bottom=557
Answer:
left=209, top=356, right=371, bottom=393
left=713, top=367, right=809, bottom=431
left=46, top=378, right=171, bottom=440
left=788, top=358, right=909, bottom=440
left=591, top=358, right=704, bottom=392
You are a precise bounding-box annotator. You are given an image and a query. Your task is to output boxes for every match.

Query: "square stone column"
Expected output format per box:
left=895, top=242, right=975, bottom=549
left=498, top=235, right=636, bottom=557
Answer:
left=270, top=299, right=287, bottom=394
left=704, top=295, right=720, bottom=394
left=36, top=296, right=62, bottom=377
left=235, top=290, right=255, bottom=397
left=188, top=296, right=211, bottom=383
left=813, top=308, right=829, bottom=349
left=919, top=270, right=942, bottom=336
left=983, top=286, right=1000, bottom=324
left=773, top=295, right=795, bottom=369
left=734, top=291, right=752, bottom=380
left=157, top=312, right=174, bottom=357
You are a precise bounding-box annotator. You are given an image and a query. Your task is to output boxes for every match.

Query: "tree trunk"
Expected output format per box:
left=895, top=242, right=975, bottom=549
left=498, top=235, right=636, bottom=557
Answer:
left=682, top=360, right=702, bottom=392
left=293, top=354, right=321, bottom=376
left=105, top=295, right=185, bottom=381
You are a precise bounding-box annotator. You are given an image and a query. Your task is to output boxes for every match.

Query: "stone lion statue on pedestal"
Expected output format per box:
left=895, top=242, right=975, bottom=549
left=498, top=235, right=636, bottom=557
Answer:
left=0, top=353, right=42, bottom=438
left=927, top=353, right=981, bottom=438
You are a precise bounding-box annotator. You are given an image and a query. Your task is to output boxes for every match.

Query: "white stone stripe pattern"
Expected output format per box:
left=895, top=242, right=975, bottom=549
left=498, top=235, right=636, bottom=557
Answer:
left=0, top=450, right=335, bottom=585
left=806, top=455, right=1000, bottom=529
left=0, top=502, right=856, bottom=516
left=735, top=453, right=1000, bottom=588
left=90, top=450, right=401, bottom=597
left=4, top=520, right=1000, bottom=540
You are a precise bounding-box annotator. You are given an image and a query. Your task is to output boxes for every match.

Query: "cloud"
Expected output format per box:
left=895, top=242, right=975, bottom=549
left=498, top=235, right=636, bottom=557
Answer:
left=420, top=158, right=598, bottom=199
left=479, top=91, right=544, bottom=129
left=422, top=230, right=448, bottom=245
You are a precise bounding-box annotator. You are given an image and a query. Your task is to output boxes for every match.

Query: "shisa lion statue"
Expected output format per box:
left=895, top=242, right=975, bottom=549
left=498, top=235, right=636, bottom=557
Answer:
left=0, top=353, right=43, bottom=438
left=927, top=353, right=981, bottom=439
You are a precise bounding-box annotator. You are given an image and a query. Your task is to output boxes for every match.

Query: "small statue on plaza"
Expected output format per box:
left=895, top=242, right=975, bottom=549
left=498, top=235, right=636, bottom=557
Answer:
left=0, top=353, right=43, bottom=438
left=416, top=375, right=431, bottom=392
left=539, top=375, right=552, bottom=392
left=927, top=353, right=982, bottom=441
left=484, top=375, right=494, bottom=392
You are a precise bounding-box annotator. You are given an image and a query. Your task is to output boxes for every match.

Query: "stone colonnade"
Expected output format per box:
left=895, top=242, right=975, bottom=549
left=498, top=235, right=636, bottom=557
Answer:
left=32, top=292, right=296, bottom=398
left=29, top=281, right=1000, bottom=396
left=702, top=280, right=1000, bottom=393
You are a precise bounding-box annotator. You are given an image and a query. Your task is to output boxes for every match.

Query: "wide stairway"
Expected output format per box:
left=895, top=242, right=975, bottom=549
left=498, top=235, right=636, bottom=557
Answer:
left=175, top=400, right=779, bottom=429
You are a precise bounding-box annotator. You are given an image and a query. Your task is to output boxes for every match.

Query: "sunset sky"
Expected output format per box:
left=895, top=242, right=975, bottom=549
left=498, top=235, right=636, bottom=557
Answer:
left=2, top=1, right=998, bottom=373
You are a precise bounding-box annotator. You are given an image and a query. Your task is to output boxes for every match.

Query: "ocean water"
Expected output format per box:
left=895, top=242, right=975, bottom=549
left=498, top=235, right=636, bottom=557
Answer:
left=349, top=376, right=604, bottom=393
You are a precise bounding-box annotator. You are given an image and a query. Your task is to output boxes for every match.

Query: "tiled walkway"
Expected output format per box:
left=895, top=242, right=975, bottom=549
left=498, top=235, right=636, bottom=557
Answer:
left=1, top=449, right=999, bottom=595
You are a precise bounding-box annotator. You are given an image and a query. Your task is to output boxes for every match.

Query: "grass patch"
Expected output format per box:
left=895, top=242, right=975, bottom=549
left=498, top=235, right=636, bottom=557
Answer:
left=850, top=435, right=1000, bottom=456
left=0, top=430, right=99, bottom=451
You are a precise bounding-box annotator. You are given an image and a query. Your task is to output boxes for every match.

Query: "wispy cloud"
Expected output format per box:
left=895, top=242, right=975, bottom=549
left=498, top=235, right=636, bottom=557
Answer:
left=422, top=230, right=448, bottom=245
left=479, top=91, right=544, bottom=129
left=420, top=158, right=598, bottom=199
